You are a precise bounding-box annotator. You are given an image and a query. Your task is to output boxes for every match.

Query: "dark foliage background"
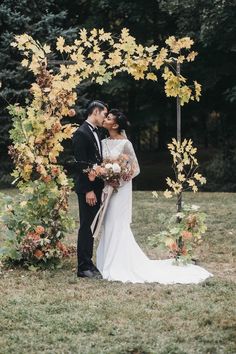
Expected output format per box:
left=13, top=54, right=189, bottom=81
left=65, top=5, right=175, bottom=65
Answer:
left=0, top=0, right=236, bottom=190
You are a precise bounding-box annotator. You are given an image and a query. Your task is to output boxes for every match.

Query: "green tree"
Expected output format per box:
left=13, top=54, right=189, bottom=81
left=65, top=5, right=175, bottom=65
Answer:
left=0, top=0, right=78, bottom=185
left=1, top=0, right=236, bottom=190
left=159, top=0, right=236, bottom=190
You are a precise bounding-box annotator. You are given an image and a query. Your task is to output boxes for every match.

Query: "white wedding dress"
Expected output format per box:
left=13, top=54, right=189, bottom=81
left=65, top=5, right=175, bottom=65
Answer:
left=96, top=138, right=213, bottom=284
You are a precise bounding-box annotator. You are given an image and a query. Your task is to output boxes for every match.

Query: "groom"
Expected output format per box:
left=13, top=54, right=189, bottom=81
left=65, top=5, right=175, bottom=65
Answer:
left=72, top=100, right=108, bottom=279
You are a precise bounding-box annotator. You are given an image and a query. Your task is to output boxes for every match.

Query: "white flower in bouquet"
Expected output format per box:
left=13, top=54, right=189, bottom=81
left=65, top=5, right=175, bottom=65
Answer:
left=112, top=163, right=121, bottom=173
left=105, top=163, right=113, bottom=169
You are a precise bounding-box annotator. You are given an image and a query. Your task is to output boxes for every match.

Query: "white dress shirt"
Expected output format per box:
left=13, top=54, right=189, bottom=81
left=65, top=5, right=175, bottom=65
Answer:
left=86, top=120, right=102, bottom=155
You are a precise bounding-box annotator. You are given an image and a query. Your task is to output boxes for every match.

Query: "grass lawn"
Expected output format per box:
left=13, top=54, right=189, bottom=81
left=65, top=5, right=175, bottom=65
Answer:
left=0, top=191, right=235, bottom=354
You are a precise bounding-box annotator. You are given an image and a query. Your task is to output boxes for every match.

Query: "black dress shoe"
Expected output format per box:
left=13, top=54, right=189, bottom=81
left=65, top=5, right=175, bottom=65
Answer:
left=77, top=269, right=102, bottom=279
left=92, top=268, right=103, bottom=278
left=91, top=265, right=101, bottom=274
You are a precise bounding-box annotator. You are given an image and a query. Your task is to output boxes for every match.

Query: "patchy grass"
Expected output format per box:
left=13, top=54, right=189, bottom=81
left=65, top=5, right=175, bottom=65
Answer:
left=0, top=191, right=236, bottom=354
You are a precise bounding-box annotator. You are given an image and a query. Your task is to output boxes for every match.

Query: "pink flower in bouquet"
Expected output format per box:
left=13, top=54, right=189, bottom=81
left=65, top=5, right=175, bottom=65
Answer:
left=87, top=165, right=107, bottom=181
left=94, top=165, right=104, bottom=174
left=84, top=154, right=134, bottom=190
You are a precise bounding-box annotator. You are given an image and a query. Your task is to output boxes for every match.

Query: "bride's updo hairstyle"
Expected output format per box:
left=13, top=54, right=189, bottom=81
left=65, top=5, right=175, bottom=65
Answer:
left=109, top=109, right=129, bottom=133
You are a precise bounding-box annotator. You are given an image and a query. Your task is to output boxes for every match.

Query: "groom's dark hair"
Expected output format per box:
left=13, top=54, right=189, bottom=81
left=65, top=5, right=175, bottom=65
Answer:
left=86, top=100, right=108, bottom=117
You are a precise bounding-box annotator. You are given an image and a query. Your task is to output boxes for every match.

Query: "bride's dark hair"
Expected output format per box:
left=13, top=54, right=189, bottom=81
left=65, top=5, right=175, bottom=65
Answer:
left=109, top=109, right=129, bottom=133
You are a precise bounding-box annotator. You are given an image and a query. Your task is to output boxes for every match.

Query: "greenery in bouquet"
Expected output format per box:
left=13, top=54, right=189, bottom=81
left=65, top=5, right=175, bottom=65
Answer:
left=149, top=204, right=207, bottom=264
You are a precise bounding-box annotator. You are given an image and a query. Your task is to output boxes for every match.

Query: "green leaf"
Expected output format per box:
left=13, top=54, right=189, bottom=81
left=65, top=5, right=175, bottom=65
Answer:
left=28, top=265, right=39, bottom=272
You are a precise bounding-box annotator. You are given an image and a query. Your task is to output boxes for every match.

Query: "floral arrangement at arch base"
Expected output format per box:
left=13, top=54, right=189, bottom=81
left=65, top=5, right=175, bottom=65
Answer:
left=0, top=179, right=75, bottom=269
left=151, top=138, right=207, bottom=264
left=149, top=204, right=207, bottom=264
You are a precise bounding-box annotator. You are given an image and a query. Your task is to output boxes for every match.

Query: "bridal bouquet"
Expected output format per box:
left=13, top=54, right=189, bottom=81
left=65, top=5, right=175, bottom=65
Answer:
left=85, top=154, right=134, bottom=190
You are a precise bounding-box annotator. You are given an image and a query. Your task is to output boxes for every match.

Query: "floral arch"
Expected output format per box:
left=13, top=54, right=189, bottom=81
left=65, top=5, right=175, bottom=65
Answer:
left=0, top=28, right=202, bottom=267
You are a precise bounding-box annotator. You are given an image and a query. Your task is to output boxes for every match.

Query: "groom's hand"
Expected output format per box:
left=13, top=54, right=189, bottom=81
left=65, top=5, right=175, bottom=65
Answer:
left=86, top=191, right=97, bottom=206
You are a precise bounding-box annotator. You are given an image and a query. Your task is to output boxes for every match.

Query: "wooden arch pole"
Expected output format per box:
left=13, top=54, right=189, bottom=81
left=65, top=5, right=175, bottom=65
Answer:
left=176, top=61, right=182, bottom=213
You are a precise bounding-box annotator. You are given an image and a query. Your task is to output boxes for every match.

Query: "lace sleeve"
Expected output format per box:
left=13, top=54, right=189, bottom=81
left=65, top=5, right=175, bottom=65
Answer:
left=123, top=140, right=140, bottom=178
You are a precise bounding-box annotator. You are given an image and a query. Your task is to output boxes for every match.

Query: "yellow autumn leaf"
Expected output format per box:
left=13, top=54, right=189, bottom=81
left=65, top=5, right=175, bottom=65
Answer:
left=90, top=28, right=97, bottom=38
left=173, top=183, right=182, bottom=194
left=186, top=51, right=198, bottom=62
left=164, top=190, right=173, bottom=199
left=152, top=191, right=159, bottom=198
left=167, top=143, right=175, bottom=150
left=80, top=28, right=88, bottom=42
left=178, top=173, right=186, bottom=182
left=146, top=73, right=157, bottom=81
left=177, top=55, right=185, bottom=64
left=200, top=177, right=207, bottom=184
left=99, top=30, right=112, bottom=42
left=194, top=173, right=202, bottom=181
left=178, top=37, right=194, bottom=49
left=106, top=51, right=122, bottom=67
left=187, top=179, right=195, bottom=187
left=57, top=172, right=68, bottom=186
left=153, top=48, right=168, bottom=70
left=166, top=177, right=173, bottom=187
left=43, top=44, right=51, bottom=54
left=56, top=36, right=65, bottom=52
left=194, top=81, right=202, bottom=101
left=176, top=162, right=184, bottom=172
left=165, top=36, right=176, bottom=49
left=21, top=59, right=29, bottom=67
left=190, top=147, right=197, bottom=154
left=145, top=45, right=158, bottom=54
left=24, top=164, right=33, bottom=174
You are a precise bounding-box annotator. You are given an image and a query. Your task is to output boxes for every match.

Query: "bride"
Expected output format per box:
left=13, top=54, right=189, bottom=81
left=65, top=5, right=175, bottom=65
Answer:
left=96, top=109, right=213, bottom=284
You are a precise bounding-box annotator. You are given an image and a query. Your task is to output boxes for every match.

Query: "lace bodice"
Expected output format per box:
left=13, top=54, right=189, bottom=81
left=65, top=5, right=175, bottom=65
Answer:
left=102, top=138, right=140, bottom=177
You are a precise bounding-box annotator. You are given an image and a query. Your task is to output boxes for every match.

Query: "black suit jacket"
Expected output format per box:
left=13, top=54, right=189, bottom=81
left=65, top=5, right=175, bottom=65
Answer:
left=72, top=122, right=104, bottom=194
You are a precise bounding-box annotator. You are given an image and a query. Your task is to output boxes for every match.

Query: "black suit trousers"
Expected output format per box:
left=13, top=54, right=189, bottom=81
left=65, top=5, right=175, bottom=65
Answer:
left=77, top=189, right=102, bottom=271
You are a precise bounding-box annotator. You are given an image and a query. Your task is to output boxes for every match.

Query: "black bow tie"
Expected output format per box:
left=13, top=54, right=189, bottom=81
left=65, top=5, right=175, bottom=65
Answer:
left=87, top=122, right=98, bottom=132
